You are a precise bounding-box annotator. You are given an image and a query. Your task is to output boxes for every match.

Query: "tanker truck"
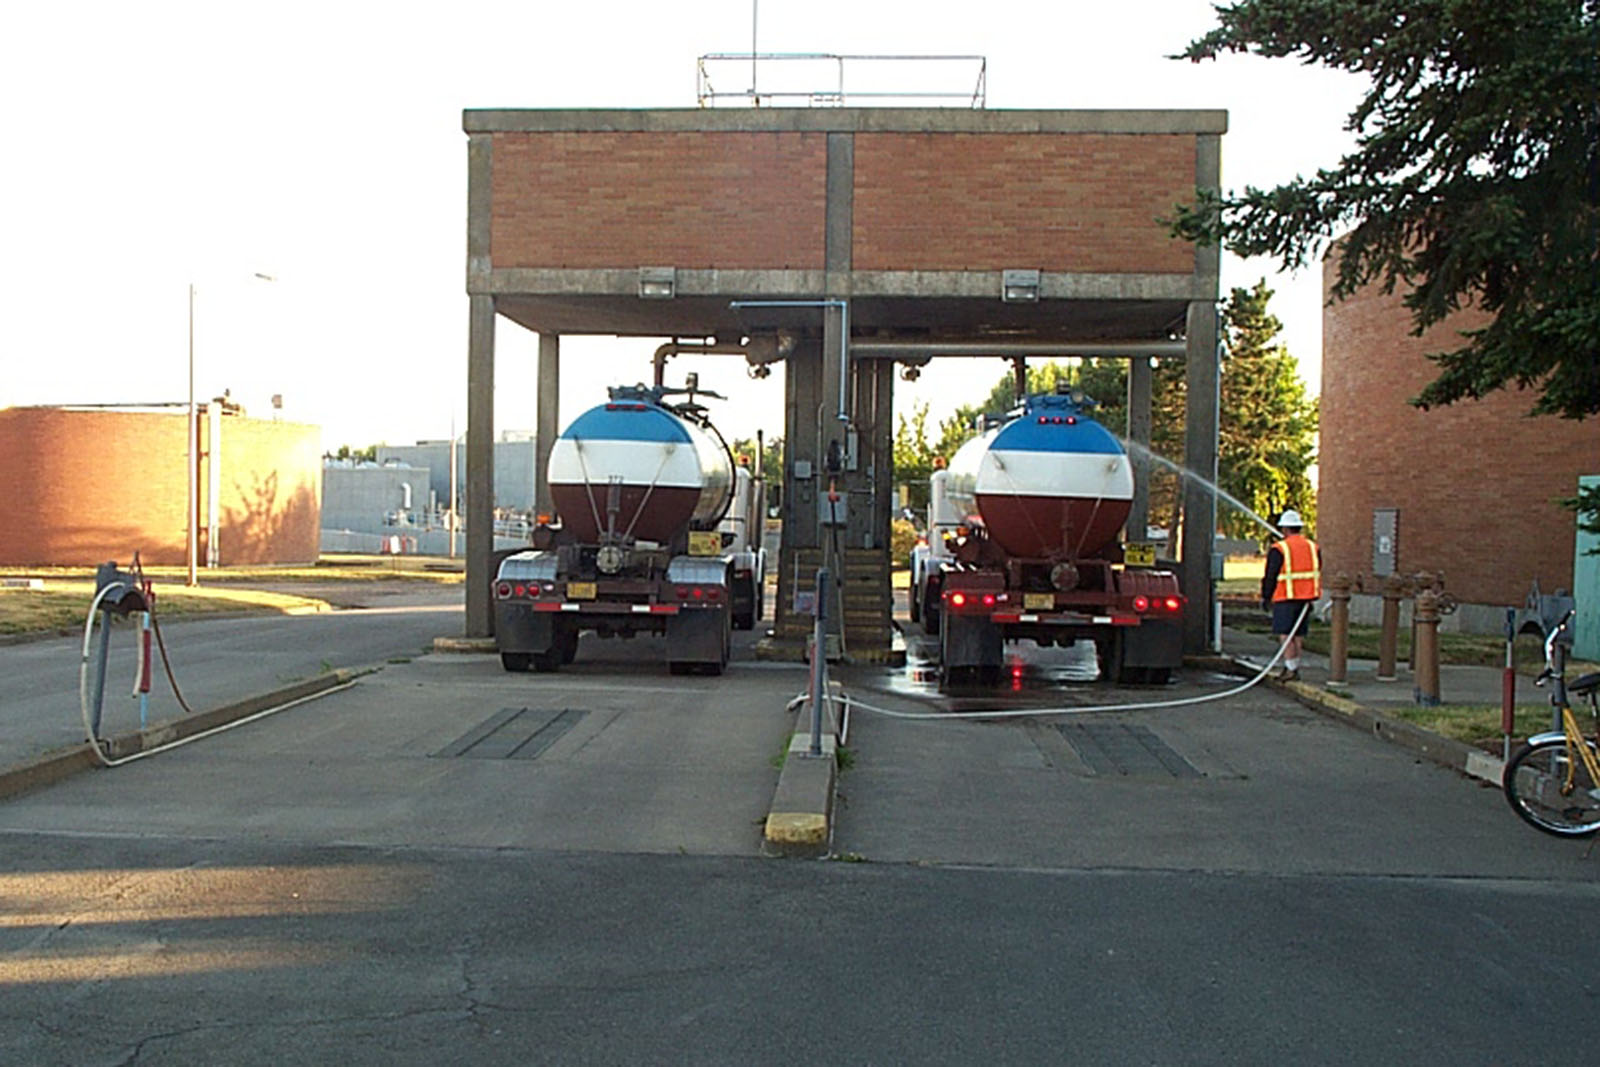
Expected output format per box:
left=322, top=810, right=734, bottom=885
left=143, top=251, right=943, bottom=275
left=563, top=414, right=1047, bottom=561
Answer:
left=910, top=386, right=1185, bottom=684
left=493, top=380, right=737, bottom=674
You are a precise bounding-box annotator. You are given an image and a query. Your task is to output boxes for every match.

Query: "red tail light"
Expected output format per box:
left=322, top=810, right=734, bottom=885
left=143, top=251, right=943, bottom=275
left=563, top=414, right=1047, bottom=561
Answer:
left=1133, top=594, right=1150, bottom=612
left=949, top=592, right=967, bottom=608
left=981, top=593, right=997, bottom=607
left=496, top=582, right=511, bottom=598
left=514, top=583, right=528, bottom=597
left=1163, top=596, right=1181, bottom=613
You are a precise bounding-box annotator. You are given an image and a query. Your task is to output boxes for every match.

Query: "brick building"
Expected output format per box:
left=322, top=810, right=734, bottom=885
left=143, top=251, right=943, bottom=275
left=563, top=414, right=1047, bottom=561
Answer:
left=1319, top=263, right=1599, bottom=626
left=0, top=406, right=321, bottom=567
left=464, top=108, right=1227, bottom=650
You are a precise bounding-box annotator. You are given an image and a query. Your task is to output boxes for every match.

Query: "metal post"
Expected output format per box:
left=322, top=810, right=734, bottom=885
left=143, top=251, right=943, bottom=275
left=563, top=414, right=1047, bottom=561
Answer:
left=809, top=567, right=828, bottom=757
left=1502, top=608, right=1516, bottom=760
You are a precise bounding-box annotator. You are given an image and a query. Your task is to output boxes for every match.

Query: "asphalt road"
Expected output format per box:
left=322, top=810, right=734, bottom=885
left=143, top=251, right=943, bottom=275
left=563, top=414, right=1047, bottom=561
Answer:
left=4, top=613, right=1599, bottom=1065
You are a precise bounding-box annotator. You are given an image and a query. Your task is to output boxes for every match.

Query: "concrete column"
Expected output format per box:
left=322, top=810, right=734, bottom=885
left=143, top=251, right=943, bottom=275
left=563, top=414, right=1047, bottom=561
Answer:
left=1179, top=131, right=1223, bottom=653
left=775, top=337, right=825, bottom=643
left=534, top=333, right=559, bottom=520
left=465, top=294, right=496, bottom=637
left=1180, top=300, right=1219, bottom=653
left=1125, top=355, right=1152, bottom=544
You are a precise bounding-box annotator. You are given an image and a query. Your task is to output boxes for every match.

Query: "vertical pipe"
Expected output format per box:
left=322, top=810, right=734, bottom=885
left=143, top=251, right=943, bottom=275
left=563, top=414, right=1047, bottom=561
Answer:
left=207, top=400, right=222, bottom=567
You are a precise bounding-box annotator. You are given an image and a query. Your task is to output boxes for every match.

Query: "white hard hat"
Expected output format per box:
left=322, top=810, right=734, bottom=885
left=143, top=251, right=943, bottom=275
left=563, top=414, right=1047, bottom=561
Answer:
left=1278, top=509, right=1304, bottom=528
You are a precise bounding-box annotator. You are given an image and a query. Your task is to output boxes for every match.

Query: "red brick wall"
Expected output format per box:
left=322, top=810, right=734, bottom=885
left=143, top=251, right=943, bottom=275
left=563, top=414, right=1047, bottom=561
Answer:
left=0, top=409, right=320, bottom=567
left=852, top=133, right=1196, bottom=272
left=490, top=132, right=827, bottom=269
left=1319, top=266, right=1598, bottom=605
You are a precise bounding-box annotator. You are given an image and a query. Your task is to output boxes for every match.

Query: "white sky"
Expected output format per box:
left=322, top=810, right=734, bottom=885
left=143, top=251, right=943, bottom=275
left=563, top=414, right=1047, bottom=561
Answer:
left=0, top=0, right=1365, bottom=451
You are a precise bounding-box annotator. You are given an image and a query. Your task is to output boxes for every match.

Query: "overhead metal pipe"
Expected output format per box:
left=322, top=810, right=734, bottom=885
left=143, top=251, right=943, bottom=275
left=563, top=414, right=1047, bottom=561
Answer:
left=652, top=338, right=749, bottom=386
left=847, top=339, right=1187, bottom=359
left=729, top=299, right=851, bottom=423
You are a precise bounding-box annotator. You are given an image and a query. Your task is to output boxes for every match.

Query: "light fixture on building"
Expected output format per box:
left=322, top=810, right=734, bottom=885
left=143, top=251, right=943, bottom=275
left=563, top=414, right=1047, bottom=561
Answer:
left=638, top=266, right=676, bottom=299
left=1001, top=269, right=1041, bottom=303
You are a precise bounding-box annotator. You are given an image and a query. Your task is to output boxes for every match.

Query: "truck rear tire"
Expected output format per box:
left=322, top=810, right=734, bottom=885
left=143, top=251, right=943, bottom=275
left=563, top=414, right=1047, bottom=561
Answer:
left=500, top=652, right=531, bottom=672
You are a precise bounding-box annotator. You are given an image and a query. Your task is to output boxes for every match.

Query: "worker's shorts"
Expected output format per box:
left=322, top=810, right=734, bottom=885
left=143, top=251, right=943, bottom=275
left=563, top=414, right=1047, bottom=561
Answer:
left=1271, top=599, right=1314, bottom=636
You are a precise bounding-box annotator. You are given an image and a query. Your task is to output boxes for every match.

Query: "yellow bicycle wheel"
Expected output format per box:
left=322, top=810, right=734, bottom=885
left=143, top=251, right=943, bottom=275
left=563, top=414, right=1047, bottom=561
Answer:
left=1503, top=737, right=1600, bottom=836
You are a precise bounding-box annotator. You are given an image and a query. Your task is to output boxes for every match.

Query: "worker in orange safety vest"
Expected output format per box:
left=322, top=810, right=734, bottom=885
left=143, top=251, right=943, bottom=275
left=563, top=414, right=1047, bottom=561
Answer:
left=1259, top=510, right=1321, bottom=682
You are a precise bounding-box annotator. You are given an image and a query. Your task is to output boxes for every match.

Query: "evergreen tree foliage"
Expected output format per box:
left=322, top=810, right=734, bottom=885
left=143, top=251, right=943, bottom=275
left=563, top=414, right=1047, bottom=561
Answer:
left=1172, top=0, right=1600, bottom=424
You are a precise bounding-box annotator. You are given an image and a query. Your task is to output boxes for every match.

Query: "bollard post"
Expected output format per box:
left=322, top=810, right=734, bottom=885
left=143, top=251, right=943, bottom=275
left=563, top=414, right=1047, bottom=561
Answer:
left=809, top=567, right=828, bottom=758
left=1413, top=590, right=1441, bottom=706
left=1408, top=572, right=1437, bottom=674
left=1326, top=573, right=1351, bottom=685
left=1376, top=574, right=1406, bottom=682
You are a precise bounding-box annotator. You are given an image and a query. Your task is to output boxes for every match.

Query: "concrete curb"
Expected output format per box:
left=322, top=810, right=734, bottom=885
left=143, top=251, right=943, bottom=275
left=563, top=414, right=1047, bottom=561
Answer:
left=1216, top=656, right=1505, bottom=786
left=0, top=666, right=373, bottom=803
left=433, top=635, right=497, bottom=654
left=763, top=685, right=841, bottom=858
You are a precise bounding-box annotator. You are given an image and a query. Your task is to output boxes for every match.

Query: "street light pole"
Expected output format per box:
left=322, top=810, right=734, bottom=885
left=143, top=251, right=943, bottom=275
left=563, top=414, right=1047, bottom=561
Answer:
left=186, top=283, right=198, bottom=587
left=186, top=273, right=275, bottom=584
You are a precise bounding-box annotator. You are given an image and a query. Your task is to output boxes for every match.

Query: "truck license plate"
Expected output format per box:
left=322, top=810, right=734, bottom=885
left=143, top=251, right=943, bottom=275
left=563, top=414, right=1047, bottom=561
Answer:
left=687, top=531, right=722, bottom=556
left=1024, top=593, right=1054, bottom=610
left=566, top=582, right=596, bottom=600
left=1124, top=543, right=1156, bottom=567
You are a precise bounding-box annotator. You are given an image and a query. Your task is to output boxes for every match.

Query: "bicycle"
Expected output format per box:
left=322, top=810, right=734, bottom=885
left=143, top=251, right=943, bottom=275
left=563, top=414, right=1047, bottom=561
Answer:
left=1502, top=610, right=1600, bottom=836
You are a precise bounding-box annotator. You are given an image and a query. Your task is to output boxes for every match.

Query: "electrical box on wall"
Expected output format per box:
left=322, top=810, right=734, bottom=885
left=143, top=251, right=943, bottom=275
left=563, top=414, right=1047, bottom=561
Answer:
left=818, top=494, right=848, bottom=527
left=1372, top=508, right=1398, bottom=576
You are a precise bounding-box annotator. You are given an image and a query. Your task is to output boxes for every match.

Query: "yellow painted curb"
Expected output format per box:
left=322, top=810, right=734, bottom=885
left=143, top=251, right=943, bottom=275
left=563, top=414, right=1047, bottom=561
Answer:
left=765, top=811, right=828, bottom=845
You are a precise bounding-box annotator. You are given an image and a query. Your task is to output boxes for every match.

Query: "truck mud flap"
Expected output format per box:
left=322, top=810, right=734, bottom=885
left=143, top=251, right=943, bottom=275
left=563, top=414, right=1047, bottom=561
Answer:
left=940, top=614, right=1003, bottom=673
left=666, top=608, right=729, bottom=673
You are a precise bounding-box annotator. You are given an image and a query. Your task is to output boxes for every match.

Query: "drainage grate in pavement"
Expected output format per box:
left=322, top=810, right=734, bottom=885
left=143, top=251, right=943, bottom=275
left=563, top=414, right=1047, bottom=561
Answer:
left=1054, top=723, right=1202, bottom=779
left=433, top=708, right=587, bottom=760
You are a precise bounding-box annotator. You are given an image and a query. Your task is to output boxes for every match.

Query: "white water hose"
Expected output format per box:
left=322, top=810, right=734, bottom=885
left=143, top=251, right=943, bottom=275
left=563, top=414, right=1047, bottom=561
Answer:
left=797, top=602, right=1307, bottom=727
left=78, top=581, right=355, bottom=768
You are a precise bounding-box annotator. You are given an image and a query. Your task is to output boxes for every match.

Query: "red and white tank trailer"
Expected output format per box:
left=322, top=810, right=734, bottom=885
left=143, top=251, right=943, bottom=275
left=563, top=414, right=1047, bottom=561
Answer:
left=910, top=388, right=1186, bottom=684
left=494, top=382, right=749, bottom=675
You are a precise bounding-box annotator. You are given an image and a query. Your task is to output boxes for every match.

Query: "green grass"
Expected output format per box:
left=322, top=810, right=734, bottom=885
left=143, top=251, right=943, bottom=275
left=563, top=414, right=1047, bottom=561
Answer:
left=1383, top=703, right=1578, bottom=748
left=0, top=554, right=464, bottom=638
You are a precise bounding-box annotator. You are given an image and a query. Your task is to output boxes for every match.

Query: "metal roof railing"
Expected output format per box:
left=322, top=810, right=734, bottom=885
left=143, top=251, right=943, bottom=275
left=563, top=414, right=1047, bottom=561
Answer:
left=697, top=53, right=986, bottom=109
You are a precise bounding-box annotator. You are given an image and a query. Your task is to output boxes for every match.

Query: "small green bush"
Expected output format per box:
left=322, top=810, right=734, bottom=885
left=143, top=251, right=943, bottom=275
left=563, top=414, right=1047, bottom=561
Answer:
left=890, top=519, right=919, bottom=568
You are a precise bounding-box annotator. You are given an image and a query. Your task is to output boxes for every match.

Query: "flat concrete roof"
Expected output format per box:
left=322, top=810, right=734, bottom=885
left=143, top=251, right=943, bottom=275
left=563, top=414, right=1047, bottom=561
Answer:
left=464, top=107, right=1228, bottom=135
